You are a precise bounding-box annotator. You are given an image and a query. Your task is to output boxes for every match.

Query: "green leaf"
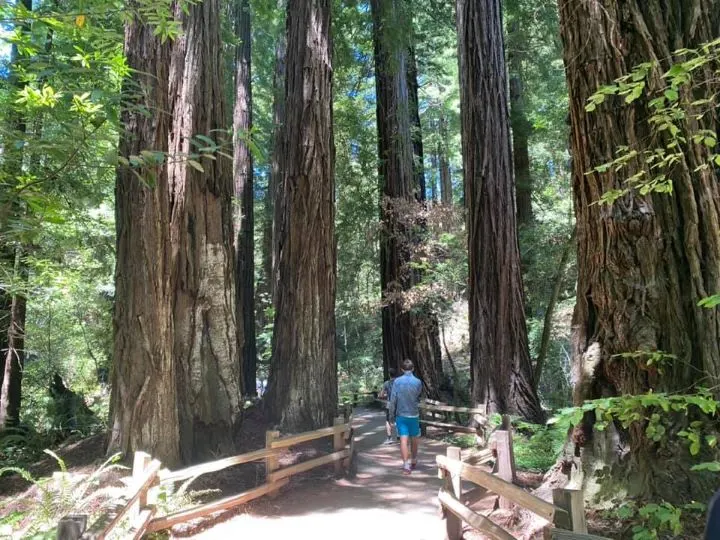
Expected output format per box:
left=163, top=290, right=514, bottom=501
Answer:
left=187, top=159, right=205, bottom=173
left=691, top=461, right=720, bottom=472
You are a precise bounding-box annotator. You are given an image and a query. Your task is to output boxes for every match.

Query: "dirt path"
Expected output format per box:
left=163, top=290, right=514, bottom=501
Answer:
left=190, top=409, right=449, bottom=540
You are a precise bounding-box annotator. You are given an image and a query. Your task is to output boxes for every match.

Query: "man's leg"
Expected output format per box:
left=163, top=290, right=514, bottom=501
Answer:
left=400, top=436, right=410, bottom=463
left=410, top=436, right=419, bottom=465
left=410, top=417, right=420, bottom=469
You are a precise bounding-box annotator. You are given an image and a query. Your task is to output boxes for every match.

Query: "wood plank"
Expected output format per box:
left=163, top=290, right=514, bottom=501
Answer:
left=553, top=489, right=587, bottom=533
left=129, top=507, right=155, bottom=540
left=421, top=402, right=488, bottom=415
left=269, top=449, right=350, bottom=482
left=462, top=486, right=488, bottom=506
left=146, top=479, right=289, bottom=533
left=463, top=448, right=494, bottom=466
left=160, top=447, right=280, bottom=484
left=547, top=528, right=610, bottom=540
left=438, top=489, right=515, bottom=540
left=271, top=424, right=348, bottom=449
left=421, top=419, right=478, bottom=433
left=437, top=454, right=556, bottom=522
left=88, top=459, right=162, bottom=539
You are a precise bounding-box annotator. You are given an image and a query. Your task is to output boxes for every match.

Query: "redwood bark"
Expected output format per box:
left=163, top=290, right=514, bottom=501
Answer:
left=438, top=113, right=452, bottom=205
left=170, top=0, right=242, bottom=462
left=109, top=12, right=179, bottom=465
left=508, top=22, right=533, bottom=228
left=372, top=0, right=442, bottom=398
left=559, top=0, right=720, bottom=498
left=111, top=0, right=242, bottom=465
left=233, top=0, right=257, bottom=396
left=456, top=0, right=544, bottom=422
left=265, top=0, right=337, bottom=431
left=407, top=45, right=426, bottom=201
left=264, top=0, right=287, bottom=303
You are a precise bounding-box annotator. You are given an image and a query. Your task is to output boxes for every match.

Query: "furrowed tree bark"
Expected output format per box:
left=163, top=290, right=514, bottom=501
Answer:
left=0, top=0, right=33, bottom=431
left=507, top=21, right=533, bottom=228
left=264, top=0, right=287, bottom=304
left=407, top=45, right=426, bottom=201
left=233, top=0, right=257, bottom=397
left=170, top=0, right=242, bottom=462
left=265, top=0, right=337, bottom=431
left=109, top=11, right=180, bottom=465
left=456, top=0, right=544, bottom=422
left=559, top=0, right=720, bottom=500
left=372, top=0, right=442, bottom=398
left=439, top=113, right=452, bottom=205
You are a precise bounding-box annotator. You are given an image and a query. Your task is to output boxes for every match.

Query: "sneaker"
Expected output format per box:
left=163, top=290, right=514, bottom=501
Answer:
left=410, top=461, right=418, bottom=470
left=384, top=437, right=394, bottom=445
left=402, top=466, right=412, bottom=475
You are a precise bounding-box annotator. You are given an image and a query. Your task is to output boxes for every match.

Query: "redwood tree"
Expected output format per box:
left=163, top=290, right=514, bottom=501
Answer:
left=109, top=13, right=179, bottom=465
left=170, top=0, right=242, bottom=462
left=456, top=0, right=543, bottom=422
left=110, top=0, right=242, bottom=464
left=559, top=0, right=720, bottom=499
left=233, top=0, right=257, bottom=396
left=265, top=0, right=337, bottom=431
left=372, top=0, right=443, bottom=397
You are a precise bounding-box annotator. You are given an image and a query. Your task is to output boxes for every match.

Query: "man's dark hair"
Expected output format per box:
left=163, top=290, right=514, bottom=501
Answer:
left=388, top=367, right=398, bottom=378
left=402, top=359, right=414, bottom=372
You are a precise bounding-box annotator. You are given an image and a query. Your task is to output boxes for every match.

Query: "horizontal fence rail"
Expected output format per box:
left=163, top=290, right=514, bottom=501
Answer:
left=58, top=415, right=356, bottom=539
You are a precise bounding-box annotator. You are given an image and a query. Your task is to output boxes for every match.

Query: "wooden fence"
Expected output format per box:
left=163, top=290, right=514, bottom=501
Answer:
left=376, top=398, right=487, bottom=439
left=58, top=416, right=356, bottom=539
left=437, top=428, right=608, bottom=540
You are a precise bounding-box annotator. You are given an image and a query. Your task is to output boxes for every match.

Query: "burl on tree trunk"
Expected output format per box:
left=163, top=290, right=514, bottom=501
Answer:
left=559, top=0, right=720, bottom=501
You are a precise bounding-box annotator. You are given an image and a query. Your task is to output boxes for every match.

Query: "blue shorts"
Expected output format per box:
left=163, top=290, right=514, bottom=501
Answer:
left=395, top=416, right=420, bottom=437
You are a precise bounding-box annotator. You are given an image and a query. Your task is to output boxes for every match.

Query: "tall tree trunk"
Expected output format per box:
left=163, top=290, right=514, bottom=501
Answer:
left=439, top=113, right=452, bottom=205
left=111, top=0, right=242, bottom=465
left=407, top=45, right=426, bottom=201
left=263, top=0, right=287, bottom=304
left=0, top=0, right=33, bottom=431
left=0, top=247, right=26, bottom=430
left=507, top=22, right=533, bottom=228
left=170, top=0, right=242, bottom=462
left=456, top=0, right=544, bottom=422
left=559, top=0, right=720, bottom=500
left=233, top=0, right=257, bottom=397
left=429, top=150, right=439, bottom=203
left=109, top=12, right=179, bottom=465
left=372, top=0, right=442, bottom=398
left=265, top=0, right=337, bottom=431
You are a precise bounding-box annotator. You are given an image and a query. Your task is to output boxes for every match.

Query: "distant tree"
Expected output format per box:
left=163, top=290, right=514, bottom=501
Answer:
left=265, top=0, right=337, bottom=431
left=456, top=0, right=544, bottom=422
left=372, top=0, right=443, bottom=398
left=233, top=0, right=257, bottom=396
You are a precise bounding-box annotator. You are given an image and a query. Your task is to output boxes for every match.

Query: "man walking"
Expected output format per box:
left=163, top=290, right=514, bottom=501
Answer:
left=379, top=368, right=398, bottom=444
left=388, top=359, right=423, bottom=474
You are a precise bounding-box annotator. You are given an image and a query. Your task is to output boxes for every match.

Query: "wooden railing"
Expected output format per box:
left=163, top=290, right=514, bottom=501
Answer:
left=375, top=398, right=487, bottom=438
left=437, top=435, right=608, bottom=540
left=57, top=416, right=356, bottom=539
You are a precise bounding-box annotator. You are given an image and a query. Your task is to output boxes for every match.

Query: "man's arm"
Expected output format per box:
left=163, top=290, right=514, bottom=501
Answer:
left=389, top=383, right=398, bottom=423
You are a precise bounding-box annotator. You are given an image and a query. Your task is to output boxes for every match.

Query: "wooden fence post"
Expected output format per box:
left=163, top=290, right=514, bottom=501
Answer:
left=444, top=446, right=462, bottom=540
left=495, top=430, right=516, bottom=509
left=132, top=452, right=151, bottom=518
left=552, top=488, right=588, bottom=533
left=56, top=515, right=87, bottom=540
left=266, top=430, right=280, bottom=497
left=333, top=416, right=345, bottom=476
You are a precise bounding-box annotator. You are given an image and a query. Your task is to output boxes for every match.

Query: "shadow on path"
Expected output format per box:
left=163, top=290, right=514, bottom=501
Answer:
left=191, top=409, right=450, bottom=539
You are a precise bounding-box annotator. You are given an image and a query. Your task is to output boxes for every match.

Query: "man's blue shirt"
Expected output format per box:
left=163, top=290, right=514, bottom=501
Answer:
left=389, top=372, right=422, bottom=422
